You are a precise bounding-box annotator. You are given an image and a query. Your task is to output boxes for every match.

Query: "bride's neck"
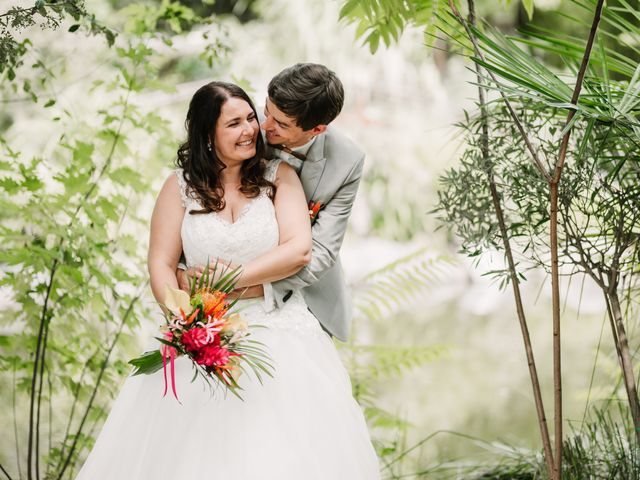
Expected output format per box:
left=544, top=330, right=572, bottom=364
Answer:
left=219, top=165, right=242, bottom=186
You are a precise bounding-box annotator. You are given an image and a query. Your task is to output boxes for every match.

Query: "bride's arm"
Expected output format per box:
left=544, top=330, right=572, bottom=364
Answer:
left=148, top=174, right=185, bottom=303
left=234, top=162, right=312, bottom=288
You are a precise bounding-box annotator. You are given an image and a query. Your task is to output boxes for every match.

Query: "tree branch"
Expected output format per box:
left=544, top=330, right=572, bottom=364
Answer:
left=55, top=289, right=144, bottom=480
left=448, top=1, right=552, bottom=183
left=27, top=259, right=58, bottom=480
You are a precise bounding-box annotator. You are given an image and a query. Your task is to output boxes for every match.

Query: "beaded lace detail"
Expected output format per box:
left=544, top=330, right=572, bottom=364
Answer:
left=175, top=160, right=323, bottom=337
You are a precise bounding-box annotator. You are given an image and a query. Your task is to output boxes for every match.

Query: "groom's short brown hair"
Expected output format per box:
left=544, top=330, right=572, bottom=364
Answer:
left=268, top=63, right=344, bottom=131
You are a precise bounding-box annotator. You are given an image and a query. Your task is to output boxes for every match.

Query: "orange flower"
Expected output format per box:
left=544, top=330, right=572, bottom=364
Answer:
left=184, top=308, right=200, bottom=326
left=198, top=290, right=228, bottom=319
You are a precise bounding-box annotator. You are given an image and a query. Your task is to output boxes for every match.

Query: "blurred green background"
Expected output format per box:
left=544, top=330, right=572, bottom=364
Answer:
left=1, top=0, right=637, bottom=478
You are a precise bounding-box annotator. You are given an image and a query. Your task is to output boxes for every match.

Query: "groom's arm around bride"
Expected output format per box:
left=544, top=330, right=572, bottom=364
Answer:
left=181, top=63, right=365, bottom=341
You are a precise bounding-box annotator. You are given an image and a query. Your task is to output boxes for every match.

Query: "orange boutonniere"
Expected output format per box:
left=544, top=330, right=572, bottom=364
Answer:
left=308, top=200, right=322, bottom=223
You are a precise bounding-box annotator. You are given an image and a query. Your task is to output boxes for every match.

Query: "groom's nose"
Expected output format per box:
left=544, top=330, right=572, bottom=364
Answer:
left=260, top=116, right=272, bottom=131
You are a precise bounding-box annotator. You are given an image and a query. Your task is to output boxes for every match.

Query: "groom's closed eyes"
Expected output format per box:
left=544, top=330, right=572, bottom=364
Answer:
left=264, top=106, right=290, bottom=129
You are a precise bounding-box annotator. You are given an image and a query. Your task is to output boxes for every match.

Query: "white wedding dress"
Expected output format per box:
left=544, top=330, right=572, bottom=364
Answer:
left=75, top=160, right=380, bottom=480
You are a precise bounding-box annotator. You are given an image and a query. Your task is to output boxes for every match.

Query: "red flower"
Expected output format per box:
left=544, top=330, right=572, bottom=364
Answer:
left=181, top=327, right=211, bottom=352
left=194, top=345, right=232, bottom=367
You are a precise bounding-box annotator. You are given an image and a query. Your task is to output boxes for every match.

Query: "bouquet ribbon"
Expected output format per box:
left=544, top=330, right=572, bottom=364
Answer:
left=161, top=332, right=180, bottom=403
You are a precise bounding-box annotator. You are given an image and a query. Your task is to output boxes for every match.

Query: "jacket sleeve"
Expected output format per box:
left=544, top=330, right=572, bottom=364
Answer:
left=270, top=154, right=364, bottom=302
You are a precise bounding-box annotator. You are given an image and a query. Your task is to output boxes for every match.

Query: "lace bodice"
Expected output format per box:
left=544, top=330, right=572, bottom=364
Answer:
left=175, top=160, right=323, bottom=337
left=176, top=161, right=280, bottom=267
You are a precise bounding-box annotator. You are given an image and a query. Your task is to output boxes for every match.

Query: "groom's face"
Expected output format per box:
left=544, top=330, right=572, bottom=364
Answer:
left=262, top=98, right=314, bottom=148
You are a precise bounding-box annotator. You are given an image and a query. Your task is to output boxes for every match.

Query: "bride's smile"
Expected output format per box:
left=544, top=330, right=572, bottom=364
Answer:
left=213, top=96, right=259, bottom=165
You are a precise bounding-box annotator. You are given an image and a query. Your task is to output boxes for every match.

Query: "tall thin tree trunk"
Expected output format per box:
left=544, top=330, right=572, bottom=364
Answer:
left=27, top=261, right=57, bottom=480
left=549, top=182, right=562, bottom=478
left=465, top=0, right=555, bottom=476
left=607, top=289, right=640, bottom=442
left=548, top=3, right=606, bottom=475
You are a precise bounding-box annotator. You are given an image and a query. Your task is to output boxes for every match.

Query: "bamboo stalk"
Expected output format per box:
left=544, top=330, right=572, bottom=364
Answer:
left=463, top=0, right=556, bottom=476
left=549, top=183, right=562, bottom=477
left=27, top=260, right=58, bottom=480
left=448, top=2, right=550, bottom=183
left=563, top=200, right=640, bottom=443
left=12, top=364, right=22, bottom=480
left=451, top=0, right=557, bottom=476
left=34, top=317, right=50, bottom=480
left=548, top=2, right=606, bottom=475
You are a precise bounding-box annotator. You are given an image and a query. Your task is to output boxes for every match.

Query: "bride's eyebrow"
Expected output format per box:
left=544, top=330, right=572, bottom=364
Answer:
left=224, top=114, right=249, bottom=126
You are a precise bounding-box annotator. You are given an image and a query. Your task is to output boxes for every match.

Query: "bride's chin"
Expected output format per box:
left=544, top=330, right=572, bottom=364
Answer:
left=241, top=149, right=257, bottom=160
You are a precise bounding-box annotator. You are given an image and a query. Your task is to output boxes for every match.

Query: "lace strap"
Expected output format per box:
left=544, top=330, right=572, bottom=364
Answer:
left=174, top=169, right=190, bottom=208
left=264, top=159, right=282, bottom=183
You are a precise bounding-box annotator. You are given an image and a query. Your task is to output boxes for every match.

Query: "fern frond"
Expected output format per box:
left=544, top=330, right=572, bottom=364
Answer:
left=350, top=344, right=447, bottom=380
left=351, top=248, right=455, bottom=324
left=364, top=405, right=413, bottom=431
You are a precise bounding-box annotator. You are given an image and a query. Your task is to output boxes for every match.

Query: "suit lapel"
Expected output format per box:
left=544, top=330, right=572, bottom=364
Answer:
left=300, top=133, right=327, bottom=201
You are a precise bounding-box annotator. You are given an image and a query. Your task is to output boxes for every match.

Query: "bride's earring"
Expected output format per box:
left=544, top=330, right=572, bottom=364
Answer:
left=206, top=141, right=212, bottom=152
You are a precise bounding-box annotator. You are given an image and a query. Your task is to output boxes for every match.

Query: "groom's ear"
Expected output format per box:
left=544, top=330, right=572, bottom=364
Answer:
left=309, top=124, right=327, bottom=136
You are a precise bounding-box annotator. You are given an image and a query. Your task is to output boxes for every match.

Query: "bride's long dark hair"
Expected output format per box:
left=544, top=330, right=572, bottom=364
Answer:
left=176, top=81, right=274, bottom=214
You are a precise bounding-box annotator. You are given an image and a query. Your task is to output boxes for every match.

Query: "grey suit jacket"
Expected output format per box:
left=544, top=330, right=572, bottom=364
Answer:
left=267, top=127, right=365, bottom=341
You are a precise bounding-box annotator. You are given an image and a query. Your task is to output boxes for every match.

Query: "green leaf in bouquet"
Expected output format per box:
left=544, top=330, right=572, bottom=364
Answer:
left=155, top=336, right=181, bottom=351
left=216, top=267, right=243, bottom=293
left=226, top=288, right=248, bottom=311
left=128, top=350, right=163, bottom=376
left=188, top=256, right=243, bottom=294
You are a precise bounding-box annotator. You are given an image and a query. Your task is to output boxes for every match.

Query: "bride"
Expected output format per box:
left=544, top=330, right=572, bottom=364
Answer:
left=75, top=81, right=380, bottom=479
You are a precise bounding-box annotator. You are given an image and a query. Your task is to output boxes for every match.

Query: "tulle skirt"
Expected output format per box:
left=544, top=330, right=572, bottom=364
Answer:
left=75, top=295, right=380, bottom=480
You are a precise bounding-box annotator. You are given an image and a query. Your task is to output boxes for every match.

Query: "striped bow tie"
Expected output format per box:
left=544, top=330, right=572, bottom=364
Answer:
left=268, top=143, right=307, bottom=161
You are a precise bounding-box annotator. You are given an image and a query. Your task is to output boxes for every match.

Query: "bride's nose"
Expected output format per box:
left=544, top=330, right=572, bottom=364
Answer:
left=241, top=120, right=255, bottom=135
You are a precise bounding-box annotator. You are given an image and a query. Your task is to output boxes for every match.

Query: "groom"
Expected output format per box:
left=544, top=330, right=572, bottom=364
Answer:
left=180, top=63, right=364, bottom=341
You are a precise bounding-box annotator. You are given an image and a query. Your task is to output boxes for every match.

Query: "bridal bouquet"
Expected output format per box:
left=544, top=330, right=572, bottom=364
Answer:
left=129, top=264, right=273, bottom=401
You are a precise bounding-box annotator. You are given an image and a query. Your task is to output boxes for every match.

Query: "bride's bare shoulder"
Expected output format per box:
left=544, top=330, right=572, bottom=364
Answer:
left=154, top=171, right=186, bottom=210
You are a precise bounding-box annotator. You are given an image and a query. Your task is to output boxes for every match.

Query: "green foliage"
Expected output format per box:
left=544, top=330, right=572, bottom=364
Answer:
left=338, top=0, right=543, bottom=55
left=466, top=407, right=640, bottom=479
left=0, top=109, right=152, bottom=479
left=0, top=1, right=116, bottom=83
left=361, top=162, right=435, bottom=242
left=343, top=249, right=453, bottom=476
left=353, top=248, right=455, bottom=322
left=435, top=0, right=640, bottom=290
left=339, top=0, right=464, bottom=53
left=0, top=1, right=231, bottom=477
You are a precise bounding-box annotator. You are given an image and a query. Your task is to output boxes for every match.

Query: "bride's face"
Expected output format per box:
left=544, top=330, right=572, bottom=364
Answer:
left=213, top=97, right=259, bottom=165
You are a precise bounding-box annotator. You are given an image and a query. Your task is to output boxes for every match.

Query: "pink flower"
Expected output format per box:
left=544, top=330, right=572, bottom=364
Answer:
left=181, top=327, right=211, bottom=352
left=195, top=345, right=231, bottom=367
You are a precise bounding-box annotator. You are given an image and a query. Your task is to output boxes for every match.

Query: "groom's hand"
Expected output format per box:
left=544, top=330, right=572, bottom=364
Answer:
left=177, top=260, right=239, bottom=292
left=176, top=267, right=190, bottom=292
left=176, top=265, right=211, bottom=292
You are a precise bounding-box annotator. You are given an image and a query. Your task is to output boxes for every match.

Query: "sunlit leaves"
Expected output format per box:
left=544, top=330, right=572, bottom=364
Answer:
left=339, top=0, right=456, bottom=53
left=0, top=8, right=196, bottom=476
left=0, top=0, right=117, bottom=80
